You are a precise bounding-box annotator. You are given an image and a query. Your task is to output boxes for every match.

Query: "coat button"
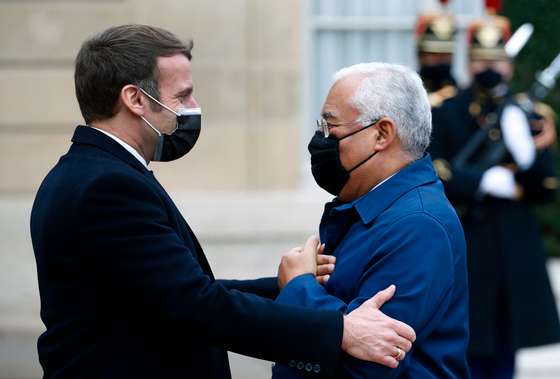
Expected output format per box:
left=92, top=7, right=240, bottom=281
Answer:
left=297, top=361, right=304, bottom=370
left=289, top=360, right=296, bottom=368
left=313, top=364, right=321, bottom=373
left=305, top=363, right=313, bottom=372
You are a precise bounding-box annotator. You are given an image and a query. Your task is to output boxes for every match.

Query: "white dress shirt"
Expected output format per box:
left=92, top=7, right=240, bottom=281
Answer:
left=90, top=127, right=149, bottom=169
left=370, top=172, right=397, bottom=192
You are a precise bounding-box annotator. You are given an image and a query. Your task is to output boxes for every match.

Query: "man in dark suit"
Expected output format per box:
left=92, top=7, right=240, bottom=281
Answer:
left=30, top=24, right=416, bottom=378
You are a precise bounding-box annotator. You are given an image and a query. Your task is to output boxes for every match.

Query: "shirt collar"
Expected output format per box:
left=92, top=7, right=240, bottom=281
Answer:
left=90, top=127, right=149, bottom=169
left=328, top=153, right=438, bottom=225
left=369, top=172, right=397, bottom=193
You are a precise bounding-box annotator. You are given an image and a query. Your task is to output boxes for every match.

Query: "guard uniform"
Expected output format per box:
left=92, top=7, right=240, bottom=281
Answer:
left=416, top=9, right=458, bottom=108
left=428, top=11, right=560, bottom=379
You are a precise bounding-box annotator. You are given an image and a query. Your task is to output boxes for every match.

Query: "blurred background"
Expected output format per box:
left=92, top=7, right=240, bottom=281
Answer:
left=1, top=0, right=559, bottom=378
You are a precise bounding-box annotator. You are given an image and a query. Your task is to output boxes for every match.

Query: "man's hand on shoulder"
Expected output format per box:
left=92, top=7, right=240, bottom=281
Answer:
left=342, top=285, right=416, bottom=368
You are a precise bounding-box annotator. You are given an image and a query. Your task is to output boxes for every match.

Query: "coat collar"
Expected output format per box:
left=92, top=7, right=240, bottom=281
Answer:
left=71, top=125, right=149, bottom=173
left=329, top=153, right=438, bottom=225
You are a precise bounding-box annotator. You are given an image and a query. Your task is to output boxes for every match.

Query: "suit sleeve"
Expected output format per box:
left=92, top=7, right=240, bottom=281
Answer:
left=275, top=213, right=456, bottom=378
left=79, top=172, right=342, bottom=374
left=217, top=277, right=279, bottom=299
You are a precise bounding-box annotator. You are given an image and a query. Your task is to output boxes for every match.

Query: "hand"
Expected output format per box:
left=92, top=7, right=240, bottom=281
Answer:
left=479, top=165, right=521, bottom=200
left=342, top=285, right=416, bottom=368
left=533, top=116, right=557, bottom=151
left=316, top=243, right=335, bottom=285
left=277, top=235, right=320, bottom=289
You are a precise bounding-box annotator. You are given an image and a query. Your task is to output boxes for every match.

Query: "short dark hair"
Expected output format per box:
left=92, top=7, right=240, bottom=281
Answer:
left=74, top=24, right=193, bottom=124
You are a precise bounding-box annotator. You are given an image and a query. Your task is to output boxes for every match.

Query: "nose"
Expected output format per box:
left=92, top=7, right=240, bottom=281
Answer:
left=187, top=96, right=199, bottom=109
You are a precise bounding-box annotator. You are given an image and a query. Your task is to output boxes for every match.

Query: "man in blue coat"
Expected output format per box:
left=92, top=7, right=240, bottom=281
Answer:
left=274, top=63, right=470, bottom=378
left=30, top=25, right=417, bottom=378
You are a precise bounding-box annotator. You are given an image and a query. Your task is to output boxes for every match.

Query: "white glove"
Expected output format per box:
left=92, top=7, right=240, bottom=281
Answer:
left=500, top=105, right=536, bottom=170
left=479, top=166, right=518, bottom=199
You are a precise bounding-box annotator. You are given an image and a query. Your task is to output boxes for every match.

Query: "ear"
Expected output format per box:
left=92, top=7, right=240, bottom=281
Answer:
left=120, top=84, right=146, bottom=117
left=372, top=117, right=397, bottom=151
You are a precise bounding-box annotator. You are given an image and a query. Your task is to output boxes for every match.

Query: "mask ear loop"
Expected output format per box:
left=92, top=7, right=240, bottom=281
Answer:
left=346, top=118, right=383, bottom=173
left=138, top=88, right=204, bottom=134
left=138, top=87, right=179, bottom=134
left=138, top=87, right=180, bottom=116
left=339, top=117, right=381, bottom=141
left=140, top=116, right=162, bottom=137
left=348, top=151, right=378, bottom=173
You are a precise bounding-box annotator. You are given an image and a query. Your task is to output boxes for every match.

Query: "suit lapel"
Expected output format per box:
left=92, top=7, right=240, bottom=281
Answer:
left=72, top=125, right=215, bottom=279
left=144, top=171, right=215, bottom=280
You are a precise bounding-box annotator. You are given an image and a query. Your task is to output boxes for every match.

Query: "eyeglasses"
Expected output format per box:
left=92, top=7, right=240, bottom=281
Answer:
left=315, top=118, right=331, bottom=138
left=315, top=117, right=381, bottom=138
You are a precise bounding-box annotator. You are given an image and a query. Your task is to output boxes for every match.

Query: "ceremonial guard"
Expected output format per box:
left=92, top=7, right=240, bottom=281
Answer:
left=428, top=4, right=560, bottom=379
left=416, top=0, right=458, bottom=108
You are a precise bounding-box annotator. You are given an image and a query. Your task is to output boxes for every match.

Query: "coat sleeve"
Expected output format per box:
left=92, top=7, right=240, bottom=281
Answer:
left=79, top=172, right=342, bottom=374
left=274, top=213, right=458, bottom=378
left=217, top=277, right=279, bottom=299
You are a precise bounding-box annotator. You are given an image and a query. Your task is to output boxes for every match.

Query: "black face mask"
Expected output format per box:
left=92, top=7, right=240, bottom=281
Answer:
left=308, top=122, right=378, bottom=196
left=140, top=88, right=202, bottom=162
left=153, top=109, right=201, bottom=162
left=419, top=63, right=453, bottom=91
left=474, top=68, right=503, bottom=90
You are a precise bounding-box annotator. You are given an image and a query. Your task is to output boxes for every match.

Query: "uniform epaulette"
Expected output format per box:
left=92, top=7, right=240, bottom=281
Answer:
left=429, top=85, right=457, bottom=108
left=432, top=158, right=453, bottom=181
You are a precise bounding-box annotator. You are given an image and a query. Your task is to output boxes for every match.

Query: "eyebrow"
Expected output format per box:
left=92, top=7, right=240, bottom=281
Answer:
left=321, top=111, right=335, bottom=120
left=176, top=86, right=193, bottom=97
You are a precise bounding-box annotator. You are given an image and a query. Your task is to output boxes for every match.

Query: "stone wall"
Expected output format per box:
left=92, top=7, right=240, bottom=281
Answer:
left=0, top=0, right=303, bottom=194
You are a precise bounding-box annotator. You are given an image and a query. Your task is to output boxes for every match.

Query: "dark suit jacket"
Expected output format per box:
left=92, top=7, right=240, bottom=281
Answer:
left=30, top=125, right=343, bottom=378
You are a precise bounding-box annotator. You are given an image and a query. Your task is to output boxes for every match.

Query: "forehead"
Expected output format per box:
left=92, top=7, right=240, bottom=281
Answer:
left=322, top=74, right=364, bottom=118
left=156, top=54, right=193, bottom=92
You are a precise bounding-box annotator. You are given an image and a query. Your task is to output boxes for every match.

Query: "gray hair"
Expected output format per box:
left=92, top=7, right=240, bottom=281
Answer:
left=333, top=62, right=432, bottom=159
